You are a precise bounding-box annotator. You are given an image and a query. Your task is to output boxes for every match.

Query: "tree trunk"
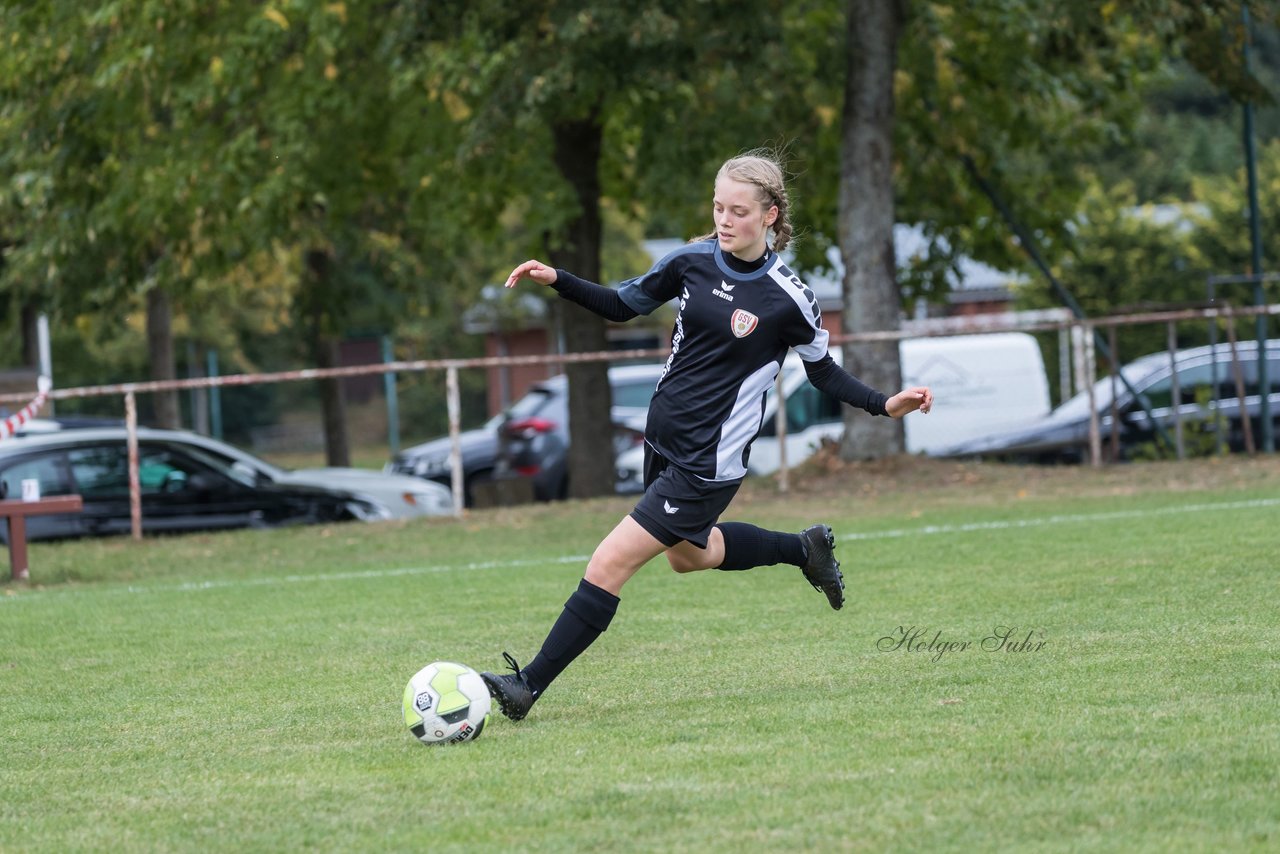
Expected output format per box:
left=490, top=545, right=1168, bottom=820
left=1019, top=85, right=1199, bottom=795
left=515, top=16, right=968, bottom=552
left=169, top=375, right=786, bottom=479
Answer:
left=315, top=334, right=351, bottom=468
left=19, top=298, right=40, bottom=370
left=838, top=0, right=906, bottom=461
left=547, top=113, right=614, bottom=500
left=305, top=249, right=351, bottom=468
left=146, top=288, right=182, bottom=429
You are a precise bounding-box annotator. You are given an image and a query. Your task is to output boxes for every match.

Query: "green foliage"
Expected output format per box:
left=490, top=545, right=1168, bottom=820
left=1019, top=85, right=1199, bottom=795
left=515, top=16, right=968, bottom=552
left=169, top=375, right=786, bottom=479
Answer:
left=1014, top=140, right=1280, bottom=406
left=1017, top=179, right=1204, bottom=307
left=2, top=0, right=1277, bottom=408
left=886, top=1, right=1168, bottom=302
left=0, top=1, right=471, bottom=385
left=1015, top=178, right=1224, bottom=376
left=880, top=1, right=1278, bottom=305
left=1189, top=137, right=1280, bottom=281
left=416, top=0, right=800, bottom=259
left=1092, top=58, right=1279, bottom=201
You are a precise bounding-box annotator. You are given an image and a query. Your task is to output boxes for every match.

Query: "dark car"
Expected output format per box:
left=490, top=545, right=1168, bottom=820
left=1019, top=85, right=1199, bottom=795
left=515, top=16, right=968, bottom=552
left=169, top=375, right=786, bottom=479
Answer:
left=387, top=363, right=663, bottom=505
left=935, top=339, right=1280, bottom=462
left=0, top=429, right=385, bottom=542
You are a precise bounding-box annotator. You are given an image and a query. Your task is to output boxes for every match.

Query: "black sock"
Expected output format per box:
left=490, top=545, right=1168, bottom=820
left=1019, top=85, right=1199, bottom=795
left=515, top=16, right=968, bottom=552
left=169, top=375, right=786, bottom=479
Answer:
left=715, top=522, right=807, bottom=571
left=521, top=578, right=620, bottom=696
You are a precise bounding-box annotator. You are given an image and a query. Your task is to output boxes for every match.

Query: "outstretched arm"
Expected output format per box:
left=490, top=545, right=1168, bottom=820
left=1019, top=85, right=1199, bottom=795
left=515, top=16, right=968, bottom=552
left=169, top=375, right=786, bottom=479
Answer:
left=803, top=356, right=933, bottom=418
left=503, top=259, right=639, bottom=323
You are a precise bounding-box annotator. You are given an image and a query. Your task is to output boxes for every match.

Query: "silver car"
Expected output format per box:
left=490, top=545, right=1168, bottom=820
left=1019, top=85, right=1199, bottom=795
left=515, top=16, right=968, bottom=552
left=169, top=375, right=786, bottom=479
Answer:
left=935, top=339, right=1280, bottom=462
left=13, top=423, right=453, bottom=519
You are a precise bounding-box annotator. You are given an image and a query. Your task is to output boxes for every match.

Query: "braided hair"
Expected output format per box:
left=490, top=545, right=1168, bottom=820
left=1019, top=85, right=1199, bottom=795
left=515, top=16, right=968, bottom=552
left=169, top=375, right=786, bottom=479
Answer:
left=693, top=151, right=794, bottom=252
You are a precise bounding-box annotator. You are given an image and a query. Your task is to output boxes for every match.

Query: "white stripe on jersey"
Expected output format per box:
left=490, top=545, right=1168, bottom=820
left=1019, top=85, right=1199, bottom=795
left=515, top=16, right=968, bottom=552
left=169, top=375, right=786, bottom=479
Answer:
left=714, top=359, right=781, bottom=480
left=768, top=260, right=829, bottom=361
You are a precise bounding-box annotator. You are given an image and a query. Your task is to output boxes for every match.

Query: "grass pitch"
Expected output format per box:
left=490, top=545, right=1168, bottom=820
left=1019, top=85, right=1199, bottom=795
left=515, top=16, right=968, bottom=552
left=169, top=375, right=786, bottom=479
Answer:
left=2, top=457, right=1278, bottom=852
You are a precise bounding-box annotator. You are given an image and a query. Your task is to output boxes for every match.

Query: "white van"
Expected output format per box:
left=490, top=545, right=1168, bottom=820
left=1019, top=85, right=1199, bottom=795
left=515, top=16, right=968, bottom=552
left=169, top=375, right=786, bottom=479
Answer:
left=615, top=332, right=1050, bottom=490
left=900, top=332, right=1052, bottom=457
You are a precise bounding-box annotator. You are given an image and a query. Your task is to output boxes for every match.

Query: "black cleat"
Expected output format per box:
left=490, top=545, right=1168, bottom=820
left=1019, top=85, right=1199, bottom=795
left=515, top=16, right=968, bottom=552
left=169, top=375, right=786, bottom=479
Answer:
left=799, top=524, right=844, bottom=611
left=480, top=652, right=539, bottom=721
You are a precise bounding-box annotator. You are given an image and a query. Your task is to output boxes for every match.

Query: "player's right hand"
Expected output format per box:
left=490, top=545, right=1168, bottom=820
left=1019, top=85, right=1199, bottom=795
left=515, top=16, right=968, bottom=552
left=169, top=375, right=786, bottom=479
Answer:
left=505, top=260, right=558, bottom=288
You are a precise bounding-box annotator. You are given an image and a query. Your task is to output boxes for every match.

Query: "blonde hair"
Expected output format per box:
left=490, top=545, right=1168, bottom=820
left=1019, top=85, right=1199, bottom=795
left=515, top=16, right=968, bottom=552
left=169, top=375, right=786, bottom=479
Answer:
left=695, top=151, right=794, bottom=252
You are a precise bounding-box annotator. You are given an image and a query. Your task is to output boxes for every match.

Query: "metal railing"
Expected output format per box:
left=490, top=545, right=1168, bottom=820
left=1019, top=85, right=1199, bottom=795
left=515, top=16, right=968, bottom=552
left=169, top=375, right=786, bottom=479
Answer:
left=2, top=302, right=1278, bottom=539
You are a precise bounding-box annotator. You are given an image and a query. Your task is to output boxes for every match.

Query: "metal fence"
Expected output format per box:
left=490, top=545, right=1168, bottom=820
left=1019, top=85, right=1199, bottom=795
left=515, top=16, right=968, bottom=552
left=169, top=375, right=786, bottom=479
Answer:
left=2, top=302, right=1278, bottom=539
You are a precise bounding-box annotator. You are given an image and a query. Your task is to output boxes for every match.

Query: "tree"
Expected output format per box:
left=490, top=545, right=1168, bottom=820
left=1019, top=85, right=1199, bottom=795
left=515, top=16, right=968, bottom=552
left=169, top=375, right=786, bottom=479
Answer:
left=829, top=0, right=1277, bottom=459
left=838, top=0, right=905, bottom=459
left=190, top=2, right=437, bottom=464
left=0, top=0, right=245, bottom=426
left=1191, top=137, right=1280, bottom=299
left=1016, top=179, right=1207, bottom=372
left=1, top=2, right=450, bottom=454
left=423, top=1, right=798, bottom=497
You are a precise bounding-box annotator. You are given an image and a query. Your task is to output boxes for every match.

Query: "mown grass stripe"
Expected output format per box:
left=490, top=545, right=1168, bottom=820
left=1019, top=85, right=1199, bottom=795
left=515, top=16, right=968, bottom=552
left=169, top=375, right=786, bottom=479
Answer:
left=3, top=495, right=1274, bottom=604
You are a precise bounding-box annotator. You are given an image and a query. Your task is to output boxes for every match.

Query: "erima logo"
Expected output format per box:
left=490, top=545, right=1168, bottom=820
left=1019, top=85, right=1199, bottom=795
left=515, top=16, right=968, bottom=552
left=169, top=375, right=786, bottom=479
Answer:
left=663, top=500, right=679, bottom=515
left=720, top=280, right=736, bottom=292
left=712, top=280, right=736, bottom=302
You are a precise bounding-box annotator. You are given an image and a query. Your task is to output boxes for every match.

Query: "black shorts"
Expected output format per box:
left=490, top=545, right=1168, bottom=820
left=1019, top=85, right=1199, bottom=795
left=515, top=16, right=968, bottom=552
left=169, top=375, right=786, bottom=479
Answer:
left=628, top=444, right=741, bottom=549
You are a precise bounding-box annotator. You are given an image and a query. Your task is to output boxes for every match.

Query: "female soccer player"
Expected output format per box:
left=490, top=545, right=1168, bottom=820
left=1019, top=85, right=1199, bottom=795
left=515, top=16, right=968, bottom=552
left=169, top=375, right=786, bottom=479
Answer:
left=482, top=152, right=933, bottom=721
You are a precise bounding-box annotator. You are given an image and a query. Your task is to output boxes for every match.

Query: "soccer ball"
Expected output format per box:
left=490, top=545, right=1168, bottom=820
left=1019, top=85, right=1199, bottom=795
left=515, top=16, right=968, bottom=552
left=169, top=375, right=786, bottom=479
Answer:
left=402, top=661, right=491, bottom=745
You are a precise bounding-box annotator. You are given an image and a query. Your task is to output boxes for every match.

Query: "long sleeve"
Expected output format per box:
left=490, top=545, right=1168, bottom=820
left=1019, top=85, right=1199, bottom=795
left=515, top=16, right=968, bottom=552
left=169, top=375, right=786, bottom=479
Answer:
left=550, top=270, right=641, bottom=322
left=803, top=355, right=889, bottom=416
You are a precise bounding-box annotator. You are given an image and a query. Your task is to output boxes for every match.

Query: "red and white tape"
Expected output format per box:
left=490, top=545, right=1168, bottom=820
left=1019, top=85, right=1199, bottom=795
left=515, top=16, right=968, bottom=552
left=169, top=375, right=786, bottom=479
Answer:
left=0, top=378, right=52, bottom=440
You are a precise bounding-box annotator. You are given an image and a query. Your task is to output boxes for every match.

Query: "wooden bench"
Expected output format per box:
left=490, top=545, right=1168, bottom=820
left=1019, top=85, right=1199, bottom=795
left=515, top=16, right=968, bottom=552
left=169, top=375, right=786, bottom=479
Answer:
left=1, top=496, right=84, bottom=582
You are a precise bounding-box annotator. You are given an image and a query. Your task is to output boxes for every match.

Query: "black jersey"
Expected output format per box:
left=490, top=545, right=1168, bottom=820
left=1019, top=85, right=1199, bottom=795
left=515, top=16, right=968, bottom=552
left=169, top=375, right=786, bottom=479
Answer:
left=611, top=239, right=831, bottom=481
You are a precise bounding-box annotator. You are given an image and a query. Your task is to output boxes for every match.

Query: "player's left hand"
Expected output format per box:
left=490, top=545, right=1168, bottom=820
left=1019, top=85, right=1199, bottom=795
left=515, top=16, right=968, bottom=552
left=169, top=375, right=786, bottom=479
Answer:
left=886, top=386, right=933, bottom=418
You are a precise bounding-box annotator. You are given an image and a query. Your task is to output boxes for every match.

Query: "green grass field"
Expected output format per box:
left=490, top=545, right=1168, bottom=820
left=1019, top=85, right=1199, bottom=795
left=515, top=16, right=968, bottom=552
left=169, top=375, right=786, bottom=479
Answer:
left=2, top=458, right=1278, bottom=852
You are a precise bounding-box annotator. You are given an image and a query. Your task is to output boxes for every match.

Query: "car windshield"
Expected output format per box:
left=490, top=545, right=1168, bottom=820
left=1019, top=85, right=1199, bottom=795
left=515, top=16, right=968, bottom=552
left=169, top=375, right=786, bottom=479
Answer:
left=168, top=442, right=261, bottom=488
left=175, top=436, right=287, bottom=481
left=484, top=387, right=556, bottom=430
left=611, top=378, right=658, bottom=410
left=1051, top=361, right=1160, bottom=422
left=479, top=370, right=658, bottom=431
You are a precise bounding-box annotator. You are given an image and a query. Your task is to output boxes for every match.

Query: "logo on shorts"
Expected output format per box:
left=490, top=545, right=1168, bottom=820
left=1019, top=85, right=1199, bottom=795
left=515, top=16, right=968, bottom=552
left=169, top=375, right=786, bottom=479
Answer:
left=663, top=500, right=679, bottom=515
left=731, top=309, right=759, bottom=338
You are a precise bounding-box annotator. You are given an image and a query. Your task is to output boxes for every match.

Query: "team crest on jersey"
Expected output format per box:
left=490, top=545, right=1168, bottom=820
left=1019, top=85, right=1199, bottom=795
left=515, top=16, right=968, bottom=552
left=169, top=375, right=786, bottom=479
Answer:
left=731, top=309, right=759, bottom=338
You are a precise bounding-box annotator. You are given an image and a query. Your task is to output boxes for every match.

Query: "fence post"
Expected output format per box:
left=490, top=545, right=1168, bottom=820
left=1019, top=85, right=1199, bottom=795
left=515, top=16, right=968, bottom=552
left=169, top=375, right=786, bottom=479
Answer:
left=1108, top=326, right=1120, bottom=463
left=1167, top=322, right=1184, bottom=461
left=1208, top=307, right=1225, bottom=456
left=774, top=372, right=788, bottom=494
left=1058, top=325, right=1073, bottom=405
left=446, top=365, right=464, bottom=517
left=206, top=349, right=223, bottom=440
left=1224, top=309, right=1256, bottom=455
left=1084, top=324, right=1101, bottom=468
left=1071, top=324, right=1089, bottom=398
left=125, top=391, right=142, bottom=541
left=381, top=335, right=400, bottom=457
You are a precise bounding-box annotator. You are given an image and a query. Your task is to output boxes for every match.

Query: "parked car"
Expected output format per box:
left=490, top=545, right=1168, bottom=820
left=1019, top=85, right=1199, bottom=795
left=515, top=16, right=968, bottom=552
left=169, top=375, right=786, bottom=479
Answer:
left=12, top=424, right=453, bottom=520
left=0, top=428, right=450, bottom=543
left=616, top=333, right=1052, bottom=492
left=387, top=363, right=663, bottom=505
left=12, top=416, right=124, bottom=433
left=933, top=339, right=1280, bottom=462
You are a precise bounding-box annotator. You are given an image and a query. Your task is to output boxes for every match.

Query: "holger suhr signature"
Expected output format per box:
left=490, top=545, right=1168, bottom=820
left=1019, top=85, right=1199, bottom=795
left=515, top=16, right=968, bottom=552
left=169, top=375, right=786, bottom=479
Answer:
left=877, top=625, right=1047, bottom=662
